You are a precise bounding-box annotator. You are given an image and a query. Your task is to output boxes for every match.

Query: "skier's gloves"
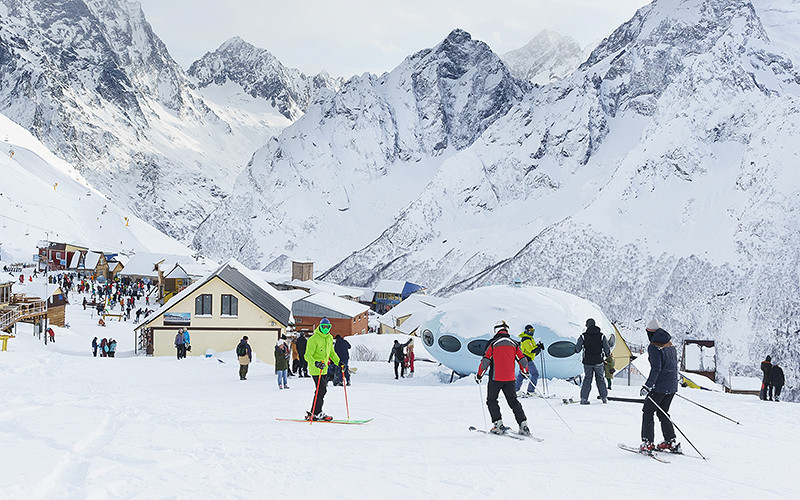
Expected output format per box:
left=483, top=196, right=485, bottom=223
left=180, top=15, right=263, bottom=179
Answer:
left=315, top=361, right=325, bottom=369
left=640, top=385, right=653, bottom=397
left=474, top=375, right=482, bottom=384
left=538, top=342, right=545, bottom=350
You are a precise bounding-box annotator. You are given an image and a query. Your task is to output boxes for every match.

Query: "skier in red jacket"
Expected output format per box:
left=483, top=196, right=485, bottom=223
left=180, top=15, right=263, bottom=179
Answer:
left=476, top=320, right=531, bottom=436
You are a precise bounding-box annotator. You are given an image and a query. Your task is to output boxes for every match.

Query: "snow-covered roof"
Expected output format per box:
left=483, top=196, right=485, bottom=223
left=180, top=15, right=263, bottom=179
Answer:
left=12, top=280, right=61, bottom=299
left=725, top=376, right=762, bottom=391
left=373, top=279, right=406, bottom=294
left=377, top=293, right=445, bottom=334
left=68, top=252, right=81, bottom=269
left=83, top=252, right=101, bottom=269
left=679, top=371, right=722, bottom=392
left=293, top=292, right=369, bottom=319
left=289, top=278, right=368, bottom=299
left=121, top=252, right=211, bottom=278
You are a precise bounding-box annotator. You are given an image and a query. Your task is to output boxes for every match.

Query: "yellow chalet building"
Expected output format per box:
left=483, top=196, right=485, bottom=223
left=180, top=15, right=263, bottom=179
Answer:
left=134, top=259, right=292, bottom=364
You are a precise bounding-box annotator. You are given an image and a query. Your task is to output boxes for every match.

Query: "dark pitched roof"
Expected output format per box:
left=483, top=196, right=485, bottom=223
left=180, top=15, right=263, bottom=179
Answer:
left=216, top=264, right=291, bottom=325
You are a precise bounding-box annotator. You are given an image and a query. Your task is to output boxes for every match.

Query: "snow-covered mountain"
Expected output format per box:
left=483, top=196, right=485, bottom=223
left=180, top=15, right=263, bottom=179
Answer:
left=0, top=0, right=293, bottom=241
left=501, top=29, right=584, bottom=84
left=324, top=0, right=800, bottom=386
left=187, top=37, right=341, bottom=120
left=194, top=0, right=800, bottom=389
left=0, top=111, right=190, bottom=261
left=193, top=29, right=528, bottom=270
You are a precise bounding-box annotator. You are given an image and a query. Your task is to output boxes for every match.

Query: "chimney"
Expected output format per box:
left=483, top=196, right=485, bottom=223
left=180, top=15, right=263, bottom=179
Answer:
left=292, top=261, right=313, bottom=281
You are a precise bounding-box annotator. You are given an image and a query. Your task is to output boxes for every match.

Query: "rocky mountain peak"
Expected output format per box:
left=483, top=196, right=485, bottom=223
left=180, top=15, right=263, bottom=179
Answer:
left=502, top=29, right=583, bottom=84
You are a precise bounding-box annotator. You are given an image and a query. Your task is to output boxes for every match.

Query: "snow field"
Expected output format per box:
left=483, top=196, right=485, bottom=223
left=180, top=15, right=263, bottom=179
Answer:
left=1, top=294, right=797, bottom=498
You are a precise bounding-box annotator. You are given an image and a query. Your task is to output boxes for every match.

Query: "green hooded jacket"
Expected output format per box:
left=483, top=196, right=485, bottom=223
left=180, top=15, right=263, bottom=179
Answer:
left=304, top=325, right=340, bottom=376
left=519, top=330, right=542, bottom=361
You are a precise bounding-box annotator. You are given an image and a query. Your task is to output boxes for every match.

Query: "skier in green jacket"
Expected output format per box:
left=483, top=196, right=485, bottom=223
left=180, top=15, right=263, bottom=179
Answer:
left=304, top=318, right=342, bottom=421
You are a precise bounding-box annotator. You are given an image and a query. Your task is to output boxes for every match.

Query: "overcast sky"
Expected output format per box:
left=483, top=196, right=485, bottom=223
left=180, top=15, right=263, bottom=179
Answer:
left=137, top=0, right=650, bottom=78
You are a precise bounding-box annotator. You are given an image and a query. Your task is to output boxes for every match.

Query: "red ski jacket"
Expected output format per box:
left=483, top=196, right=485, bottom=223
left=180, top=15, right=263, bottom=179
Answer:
left=477, top=333, right=528, bottom=382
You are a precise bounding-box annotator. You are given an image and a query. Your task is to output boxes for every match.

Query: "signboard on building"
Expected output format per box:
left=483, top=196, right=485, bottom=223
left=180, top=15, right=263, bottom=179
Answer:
left=163, top=312, right=191, bottom=326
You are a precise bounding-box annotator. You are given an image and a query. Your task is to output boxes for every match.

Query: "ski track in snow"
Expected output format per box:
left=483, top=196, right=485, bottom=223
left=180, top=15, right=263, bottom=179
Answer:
left=0, top=290, right=798, bottom=498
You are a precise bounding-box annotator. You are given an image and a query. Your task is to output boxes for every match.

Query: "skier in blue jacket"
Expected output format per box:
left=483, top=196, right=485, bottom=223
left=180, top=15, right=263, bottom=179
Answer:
left=639, top=319, right=680, bottom=453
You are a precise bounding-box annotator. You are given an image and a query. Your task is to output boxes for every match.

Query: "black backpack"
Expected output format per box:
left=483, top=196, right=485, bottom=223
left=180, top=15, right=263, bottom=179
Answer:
left=236, top=343, right=247, bottom=356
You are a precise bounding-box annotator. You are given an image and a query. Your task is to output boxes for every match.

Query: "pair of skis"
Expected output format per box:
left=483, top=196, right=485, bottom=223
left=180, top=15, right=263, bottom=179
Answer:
left=618, top=443, right=697, bottom=463
left=276, top=418, right=372, bottom=425
left=468, top=426, right=544, bottom=442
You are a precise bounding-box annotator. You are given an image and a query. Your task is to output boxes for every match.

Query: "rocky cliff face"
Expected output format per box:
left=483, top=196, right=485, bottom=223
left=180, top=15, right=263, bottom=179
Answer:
left=187, top=36, right=341, bottom=120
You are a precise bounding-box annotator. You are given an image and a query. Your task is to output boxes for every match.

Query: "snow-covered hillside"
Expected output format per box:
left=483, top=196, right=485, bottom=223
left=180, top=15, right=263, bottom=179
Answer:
left=0, top=0, right=295, bottom=240
left=1, top=294, right=796, bottom=497
left=193, top=29, right=528, bottom=270
left=501, top=29, right=584, bottom=84
left=0, top=112, right=190, bottom=261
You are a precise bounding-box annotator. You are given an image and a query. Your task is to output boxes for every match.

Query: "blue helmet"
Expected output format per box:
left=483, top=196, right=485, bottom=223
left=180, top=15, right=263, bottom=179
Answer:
left=320, top=317, right=331, bottom=326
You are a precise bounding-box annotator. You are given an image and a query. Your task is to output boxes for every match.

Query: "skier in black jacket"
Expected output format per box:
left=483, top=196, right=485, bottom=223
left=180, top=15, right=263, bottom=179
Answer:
left=575, top=318, right=611, bottom=404
left=296, top=332, right=309, bottom=377
left=770, top=362, right=785, bottom=402
left=388, top=339, right=411, bottom=379
left=760, top=355, right=772, bottom=400
left=639, top=319, right=679, bottom=453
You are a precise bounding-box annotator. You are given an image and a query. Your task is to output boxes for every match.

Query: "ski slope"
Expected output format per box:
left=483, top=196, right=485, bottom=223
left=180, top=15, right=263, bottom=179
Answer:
left=0, top=112, right=190, bottom=261
left=0, top=289, right=796, bottom=498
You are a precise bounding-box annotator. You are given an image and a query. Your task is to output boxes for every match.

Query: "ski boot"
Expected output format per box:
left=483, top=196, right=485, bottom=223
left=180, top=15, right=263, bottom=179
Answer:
left=314, top=411, right=333, bottom=422
left=519, top=420, right=531, bottom=436
left=490, top=420, right=510, bottom=434
left=656, top=439, right=681, bottom=453
left=639, top=440, right=655, bottom=453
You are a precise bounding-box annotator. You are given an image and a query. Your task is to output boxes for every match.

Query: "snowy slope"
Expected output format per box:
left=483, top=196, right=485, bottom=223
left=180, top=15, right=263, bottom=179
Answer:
left=0, top=112, right=190, bottom=261
left=0, top=294, right=797, bottom=498
left=0, top=0, right=291, bottom=241
left=501, top=29, right=584, bottom=84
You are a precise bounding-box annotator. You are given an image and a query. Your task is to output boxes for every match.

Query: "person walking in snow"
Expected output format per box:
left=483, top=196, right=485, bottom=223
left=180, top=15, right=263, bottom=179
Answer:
left=83, top=297, right=87, bottom=310
left=108, top=339, right=117, bottom=358
left=639, top=319, right=680, bottom=453
left=296, top=331, right=309, bottom=377
left=174, top=329, right=186, bottom=360
left=604, top=353, right=616, bottom=391
left=290, top=337, right=300, bottom=376
left=388, top=339, right=411, bottom=379
left=92, top=337, right=98, bottom=357
left=275, top=336, right=290, bottom=389
left=100, top=338, right=108, bottom=357
left=182, top=328, right=191, bottom=355
left=237, top=336, right=252, bottom=380
left=333, top=334, right=351, bottom=386
left=304, top=318, right=343, bottom=421
left=405, top=341, right=415, bottom=378
left=760, top=355, right=773, bottom=401
left=575, top=318, right=611, bottom=404
left=516, top=324, right=543, bottom=397
left=475, top=320, right=531, bottom=436
left=770, top=361, right=785, bottom=402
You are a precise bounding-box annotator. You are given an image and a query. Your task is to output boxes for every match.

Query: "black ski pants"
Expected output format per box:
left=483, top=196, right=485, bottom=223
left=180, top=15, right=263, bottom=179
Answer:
left=311, top=375, right=328, bottom=415
left=486, top=380, right=527, bottom=425
left=641, top=392, right=676, bottom=442
left=394, top=360, right=405, bottom=379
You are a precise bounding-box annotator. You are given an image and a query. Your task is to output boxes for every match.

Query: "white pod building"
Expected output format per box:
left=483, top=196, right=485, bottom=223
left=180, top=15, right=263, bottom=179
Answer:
left=418, top=285, right=617, bottom=378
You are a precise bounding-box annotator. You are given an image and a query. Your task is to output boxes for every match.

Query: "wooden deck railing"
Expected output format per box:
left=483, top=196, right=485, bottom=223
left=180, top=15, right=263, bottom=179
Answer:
left=0, top=301, right=47, bottom=332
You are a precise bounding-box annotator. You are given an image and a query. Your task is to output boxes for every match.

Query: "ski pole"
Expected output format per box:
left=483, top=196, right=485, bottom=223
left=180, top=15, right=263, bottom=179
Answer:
left=540, top=346, right=548, bottom=395
left=477, top=377, right=489, bottom=431
left=341, top=365, right=350, bottom=420
left=531, top=375, right=574, bottom=433
left=675, top=393, right=740, bottom=425
left=309, top=361, right=324, bottom=425
left=646, top=394, right=707, bottom=460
